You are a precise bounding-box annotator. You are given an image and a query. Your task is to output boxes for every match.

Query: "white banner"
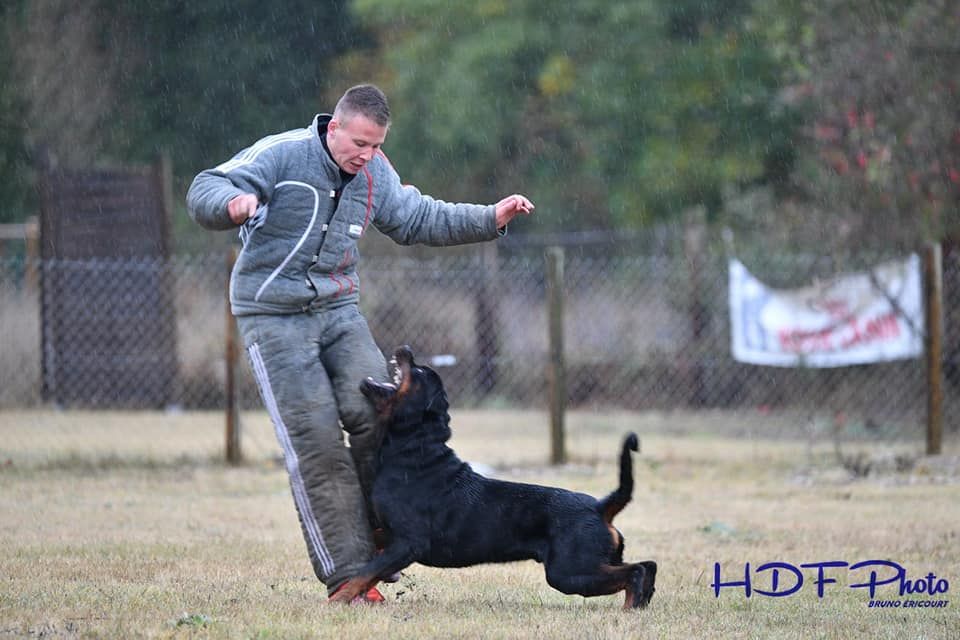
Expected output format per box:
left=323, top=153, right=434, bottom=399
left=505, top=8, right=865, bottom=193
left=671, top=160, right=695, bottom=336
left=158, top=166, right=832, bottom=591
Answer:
left=729, top=255, right=923, bottom=367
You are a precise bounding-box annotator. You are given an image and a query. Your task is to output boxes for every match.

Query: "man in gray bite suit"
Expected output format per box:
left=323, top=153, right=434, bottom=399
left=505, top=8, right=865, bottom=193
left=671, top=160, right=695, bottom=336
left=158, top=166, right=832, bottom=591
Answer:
left=186, top=84, right=534, bottom=603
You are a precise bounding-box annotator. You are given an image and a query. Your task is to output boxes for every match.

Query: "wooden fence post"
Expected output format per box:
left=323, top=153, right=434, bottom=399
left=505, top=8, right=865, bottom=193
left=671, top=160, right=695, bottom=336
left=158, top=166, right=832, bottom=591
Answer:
left=24, top=216, right=39, bottom=294
left=924, top=243, right=943, bottom=456
left=683, top=207, right=708, bottom=406
left=225, top=246, right=242, bottom=465
left=545, top=246, right=566, bottom=465
left=476, top=242, right=499, bottom=395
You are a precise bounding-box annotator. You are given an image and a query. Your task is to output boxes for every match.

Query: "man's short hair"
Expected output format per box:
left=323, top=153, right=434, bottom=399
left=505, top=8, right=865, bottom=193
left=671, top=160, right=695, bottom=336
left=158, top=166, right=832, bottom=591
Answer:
left=334, top=84, right=391, bottom=127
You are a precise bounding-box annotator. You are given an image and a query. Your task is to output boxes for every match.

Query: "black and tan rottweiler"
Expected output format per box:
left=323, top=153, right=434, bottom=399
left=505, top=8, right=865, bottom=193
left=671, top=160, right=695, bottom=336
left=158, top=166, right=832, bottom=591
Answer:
left=330, top=346, right=656, bottom=609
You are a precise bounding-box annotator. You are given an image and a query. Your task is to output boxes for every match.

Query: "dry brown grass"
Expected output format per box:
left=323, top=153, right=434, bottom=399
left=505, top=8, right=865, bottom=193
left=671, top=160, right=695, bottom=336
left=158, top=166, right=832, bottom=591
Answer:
left=1, top=409, right=958, bottom=639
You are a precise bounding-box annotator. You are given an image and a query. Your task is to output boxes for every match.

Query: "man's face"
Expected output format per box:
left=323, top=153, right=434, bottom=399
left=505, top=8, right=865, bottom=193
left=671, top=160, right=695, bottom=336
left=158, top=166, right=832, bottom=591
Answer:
left=326, top=114, right=388, bottom=174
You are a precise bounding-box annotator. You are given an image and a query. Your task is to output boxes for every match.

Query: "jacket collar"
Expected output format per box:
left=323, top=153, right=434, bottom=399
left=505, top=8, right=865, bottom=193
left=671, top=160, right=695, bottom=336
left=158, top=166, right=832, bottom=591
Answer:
left=310, top=114, right=344, bottom=184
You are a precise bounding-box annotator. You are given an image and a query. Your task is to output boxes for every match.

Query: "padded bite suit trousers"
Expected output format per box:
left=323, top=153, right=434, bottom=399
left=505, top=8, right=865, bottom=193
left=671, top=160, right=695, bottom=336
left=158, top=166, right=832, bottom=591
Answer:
left=237, top=304, right=388, bottom=593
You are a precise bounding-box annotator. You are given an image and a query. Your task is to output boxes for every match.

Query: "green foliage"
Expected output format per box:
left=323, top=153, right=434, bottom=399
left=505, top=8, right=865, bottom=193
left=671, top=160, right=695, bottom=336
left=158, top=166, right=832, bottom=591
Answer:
left=765, top=0, right=960, bottom=247
left=352, top=0, right=795, bottom=230
left=100, top=0, right=366, bottom=177
left=8, top=0, right=952, bottom=244
left=0, top=1, right=33, bottom=223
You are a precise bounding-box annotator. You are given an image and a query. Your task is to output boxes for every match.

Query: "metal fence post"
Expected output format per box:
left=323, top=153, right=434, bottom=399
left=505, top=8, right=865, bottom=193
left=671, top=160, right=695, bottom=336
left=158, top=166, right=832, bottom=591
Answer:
left=924, top=242, right=943, bottom=455
left=225, top=246, right=242, bottom=465
left=545, top=246, right=566, bottom=465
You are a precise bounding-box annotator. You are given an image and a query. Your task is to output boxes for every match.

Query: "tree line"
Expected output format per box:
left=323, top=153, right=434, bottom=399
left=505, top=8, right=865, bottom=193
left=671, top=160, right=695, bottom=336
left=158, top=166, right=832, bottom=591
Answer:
left=0, top=0, right=957, bottom=254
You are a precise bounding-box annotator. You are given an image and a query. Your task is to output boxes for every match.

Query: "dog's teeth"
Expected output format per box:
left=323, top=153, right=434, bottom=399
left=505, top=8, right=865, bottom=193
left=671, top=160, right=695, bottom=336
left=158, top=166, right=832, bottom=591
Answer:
left=388, top=356, right=402, bottom=385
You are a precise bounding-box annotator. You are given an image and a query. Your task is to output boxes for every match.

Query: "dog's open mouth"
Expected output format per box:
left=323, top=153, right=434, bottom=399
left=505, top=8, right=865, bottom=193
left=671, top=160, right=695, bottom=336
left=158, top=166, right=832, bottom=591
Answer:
left=361, top=346, right=414, bottom=401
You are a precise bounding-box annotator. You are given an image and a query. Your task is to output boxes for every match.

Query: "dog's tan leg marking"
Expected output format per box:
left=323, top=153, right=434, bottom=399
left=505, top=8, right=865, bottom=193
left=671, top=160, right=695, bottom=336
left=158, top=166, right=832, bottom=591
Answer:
left=606, top=523, right=622, bottom=551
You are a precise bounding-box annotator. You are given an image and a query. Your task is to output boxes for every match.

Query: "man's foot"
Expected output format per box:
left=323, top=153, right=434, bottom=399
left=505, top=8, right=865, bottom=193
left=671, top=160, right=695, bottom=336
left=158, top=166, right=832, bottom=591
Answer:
left=359, top=587, right=386, bottom=603
left=329, top=582, right=386, bottom=605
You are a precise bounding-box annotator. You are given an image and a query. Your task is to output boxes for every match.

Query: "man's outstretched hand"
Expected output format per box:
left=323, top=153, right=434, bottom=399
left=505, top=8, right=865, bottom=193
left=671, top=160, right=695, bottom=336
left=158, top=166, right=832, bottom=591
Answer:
left=494, top=194, right=535, bottom=229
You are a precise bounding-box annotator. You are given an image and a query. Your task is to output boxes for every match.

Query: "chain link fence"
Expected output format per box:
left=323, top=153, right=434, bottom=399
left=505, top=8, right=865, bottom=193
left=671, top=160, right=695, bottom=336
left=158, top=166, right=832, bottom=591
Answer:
left=1, top=233, right=958, bottom=466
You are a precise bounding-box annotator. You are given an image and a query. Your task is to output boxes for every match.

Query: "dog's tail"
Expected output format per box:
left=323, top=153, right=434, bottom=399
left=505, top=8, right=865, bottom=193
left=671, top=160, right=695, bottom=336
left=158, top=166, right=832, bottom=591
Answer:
left=597, top=432, right=639, bottom=523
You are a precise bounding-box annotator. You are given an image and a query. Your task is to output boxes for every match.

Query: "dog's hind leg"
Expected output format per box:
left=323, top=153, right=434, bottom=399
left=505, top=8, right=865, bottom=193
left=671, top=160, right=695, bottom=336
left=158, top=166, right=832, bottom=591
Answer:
left=623, top=561, right=657, bottom=609
left=545, top=561, right=656, bottom=609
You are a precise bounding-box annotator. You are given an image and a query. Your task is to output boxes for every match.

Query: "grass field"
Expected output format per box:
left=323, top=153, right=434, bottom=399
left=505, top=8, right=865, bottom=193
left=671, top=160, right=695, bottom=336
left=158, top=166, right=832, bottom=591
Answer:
left=1, top=409, right=959, bottom=639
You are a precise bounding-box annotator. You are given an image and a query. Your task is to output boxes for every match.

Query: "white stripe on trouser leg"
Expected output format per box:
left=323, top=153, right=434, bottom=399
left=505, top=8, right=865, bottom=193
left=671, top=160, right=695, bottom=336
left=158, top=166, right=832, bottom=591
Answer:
left=248, top=343, right=336, bottom=577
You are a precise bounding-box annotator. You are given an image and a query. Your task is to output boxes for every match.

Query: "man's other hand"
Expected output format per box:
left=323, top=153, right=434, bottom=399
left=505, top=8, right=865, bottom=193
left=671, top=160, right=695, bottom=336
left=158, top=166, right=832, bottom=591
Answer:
left=228, top=193, right=259, bottom=225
